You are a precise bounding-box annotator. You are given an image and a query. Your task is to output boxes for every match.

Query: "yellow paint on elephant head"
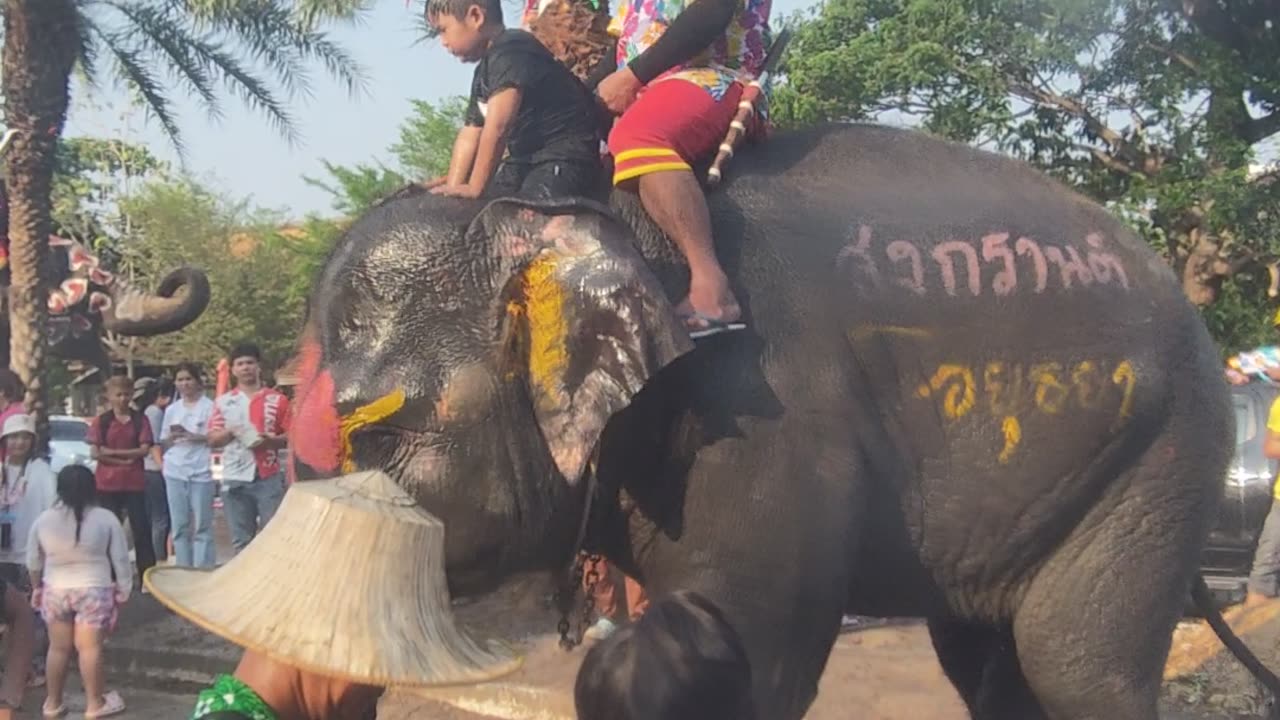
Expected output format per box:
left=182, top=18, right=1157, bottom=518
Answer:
left=339, top=389, right=407, bottom=473
left=514, top=254, right=569, bottom=403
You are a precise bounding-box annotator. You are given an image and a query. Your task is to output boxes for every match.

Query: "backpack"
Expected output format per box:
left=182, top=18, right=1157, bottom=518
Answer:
left=97, top=410, right=145, bottom=449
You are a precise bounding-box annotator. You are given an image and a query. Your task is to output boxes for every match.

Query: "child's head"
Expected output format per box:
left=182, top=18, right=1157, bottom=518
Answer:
left=573, top=590, right=754, bottom=720
left=426, top=0, right=504, bottom=62
left=104, top=376, right=133, bottom=413
left=56, top=465, right=96, bottom=509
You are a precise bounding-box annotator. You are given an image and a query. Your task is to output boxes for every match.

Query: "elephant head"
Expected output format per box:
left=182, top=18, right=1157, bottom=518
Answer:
left=288, top=195, right=692, bottom=592
left=0, top=235, right=211, bottom=369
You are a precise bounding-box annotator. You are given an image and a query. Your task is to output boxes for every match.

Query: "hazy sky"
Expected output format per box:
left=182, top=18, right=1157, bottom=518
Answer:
left=60, top=0, right=1278, bottom=221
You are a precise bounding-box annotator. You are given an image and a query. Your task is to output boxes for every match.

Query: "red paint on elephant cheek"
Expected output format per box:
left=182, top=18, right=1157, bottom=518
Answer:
left=288, top=335, right=342, bottom=479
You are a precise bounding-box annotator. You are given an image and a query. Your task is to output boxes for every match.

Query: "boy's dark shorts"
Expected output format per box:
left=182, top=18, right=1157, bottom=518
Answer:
left=487, top=159, right=602, bottom=202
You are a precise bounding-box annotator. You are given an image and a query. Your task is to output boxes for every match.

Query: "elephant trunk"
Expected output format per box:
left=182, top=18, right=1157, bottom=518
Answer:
left=100, top=267, right=212, bottom=336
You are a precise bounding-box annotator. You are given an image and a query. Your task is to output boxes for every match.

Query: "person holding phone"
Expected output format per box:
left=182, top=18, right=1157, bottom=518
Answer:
left=160, top=363, right=216, bottom=569
left=208, top=344, right=290, bottom=554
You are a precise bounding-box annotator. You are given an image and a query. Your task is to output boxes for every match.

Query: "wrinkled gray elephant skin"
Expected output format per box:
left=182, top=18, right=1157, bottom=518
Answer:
left=287, top=123, right=1270, bottom=720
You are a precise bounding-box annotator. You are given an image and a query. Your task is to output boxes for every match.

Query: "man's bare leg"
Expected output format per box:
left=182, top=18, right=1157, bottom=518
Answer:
left=636, top=169, right=741, bottom=329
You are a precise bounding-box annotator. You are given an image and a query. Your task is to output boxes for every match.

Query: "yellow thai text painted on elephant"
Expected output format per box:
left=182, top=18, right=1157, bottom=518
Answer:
left=916, top=358, right=1139, bottom=463
left=520, top=255, right=569, bottom=403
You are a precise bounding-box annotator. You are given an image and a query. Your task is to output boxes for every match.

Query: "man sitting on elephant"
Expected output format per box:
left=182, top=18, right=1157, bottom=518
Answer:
left=593, top=0, right=771, bottom=338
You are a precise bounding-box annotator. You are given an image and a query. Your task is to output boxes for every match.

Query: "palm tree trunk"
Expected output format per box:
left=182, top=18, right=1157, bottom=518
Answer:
left=2, top=0, right=79, bottom=446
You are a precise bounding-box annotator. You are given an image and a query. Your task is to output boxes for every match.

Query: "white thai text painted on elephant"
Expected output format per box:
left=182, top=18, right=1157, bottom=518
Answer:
left=836, top=226, right=1130, bottom=297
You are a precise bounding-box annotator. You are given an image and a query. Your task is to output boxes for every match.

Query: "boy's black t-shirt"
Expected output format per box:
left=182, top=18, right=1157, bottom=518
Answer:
left=466, top=29, right=602, bottom=166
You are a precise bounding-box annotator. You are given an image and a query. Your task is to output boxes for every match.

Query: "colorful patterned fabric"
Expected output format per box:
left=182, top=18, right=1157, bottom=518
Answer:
left=40, top=585, right=118, bottom=630
left=191, top=674, right=278, bottom=720
left=610, top=0, right=772, bottom=101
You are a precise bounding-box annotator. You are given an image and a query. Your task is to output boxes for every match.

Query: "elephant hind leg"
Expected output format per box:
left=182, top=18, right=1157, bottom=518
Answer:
left=927, top=618, right=1047, bottom=720
left=1010, top=437, right=1209, bottom=720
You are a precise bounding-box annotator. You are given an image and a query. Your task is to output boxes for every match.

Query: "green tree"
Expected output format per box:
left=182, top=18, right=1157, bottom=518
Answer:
left=115, top=178, right=318, bottom=370
left=51, top=136, right=168, bottom=248
left=291, top=95, right=468, bottom=308
left=389, top=96, right=469, bottom=180
left=303, top=94, right=467, bottom=217
left=775, top=0, right=1280, bottom=352
left=1, top=0, right=369, bottom=436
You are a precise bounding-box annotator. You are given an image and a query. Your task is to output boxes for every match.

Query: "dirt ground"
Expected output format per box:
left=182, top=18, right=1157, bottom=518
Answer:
left=98, top=521, right=1280, bottom=719
left=379, top=603, right=1280, bottom=719
left=379, top=621, right=1278, bottom=720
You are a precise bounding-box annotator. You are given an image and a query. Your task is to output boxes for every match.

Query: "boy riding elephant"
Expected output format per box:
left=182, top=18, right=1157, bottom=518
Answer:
left=594, top=0, right=772, bottom=337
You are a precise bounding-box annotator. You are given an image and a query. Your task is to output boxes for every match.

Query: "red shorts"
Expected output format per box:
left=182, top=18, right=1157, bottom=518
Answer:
left=607, top=79, right=746, bottom=185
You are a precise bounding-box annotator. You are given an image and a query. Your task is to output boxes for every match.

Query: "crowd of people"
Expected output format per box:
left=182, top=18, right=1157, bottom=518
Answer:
left=1, top=0, right=783, bottom=708
left=0, top=340, right=294, bottom=718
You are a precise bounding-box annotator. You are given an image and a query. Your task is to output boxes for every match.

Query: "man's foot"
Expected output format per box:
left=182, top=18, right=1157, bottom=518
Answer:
left=681, top=311, right=747, bottom=339
left=676, top=279, right=744, bottom=339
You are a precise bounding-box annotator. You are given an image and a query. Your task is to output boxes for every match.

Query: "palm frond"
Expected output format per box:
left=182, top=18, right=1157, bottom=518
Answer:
left=89, top=22, right=187, bottom=157
left=101, top=1, right=224, bottom=119
left=184, top=0, right=369, bottom=100
left=74, top=10, right=103, bottom=91
left=71, top=0, right=369, bottom=150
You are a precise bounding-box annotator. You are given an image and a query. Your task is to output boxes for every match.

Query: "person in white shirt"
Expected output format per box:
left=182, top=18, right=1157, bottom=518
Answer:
left=0, top=413, right=55, bottom=689
left=160, top=363, right=217, bottom=569
left=27, top=465, right=132, bottom=719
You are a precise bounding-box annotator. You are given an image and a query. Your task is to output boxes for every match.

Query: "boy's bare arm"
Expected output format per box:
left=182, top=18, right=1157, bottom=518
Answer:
left=443, top=126, right=483, bottom=187
left=432, top=89, right=520, bottom=199
left=465, top=88, right=521, bottom=195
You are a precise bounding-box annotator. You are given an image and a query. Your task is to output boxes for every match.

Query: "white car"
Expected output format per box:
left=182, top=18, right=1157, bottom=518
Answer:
left=48, top=414, right=96, bottom=473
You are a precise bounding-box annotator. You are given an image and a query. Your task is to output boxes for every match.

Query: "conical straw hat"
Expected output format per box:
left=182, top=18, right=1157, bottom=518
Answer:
left=144, top=470, right=524, bottom=687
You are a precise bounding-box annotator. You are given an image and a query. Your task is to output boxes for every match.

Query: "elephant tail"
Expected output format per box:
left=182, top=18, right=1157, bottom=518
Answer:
left=1191, top=574, right=1280, bottom=697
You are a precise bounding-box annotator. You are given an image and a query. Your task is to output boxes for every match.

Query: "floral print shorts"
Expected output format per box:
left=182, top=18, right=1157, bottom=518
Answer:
left=40, top=586, right=117, bottom=630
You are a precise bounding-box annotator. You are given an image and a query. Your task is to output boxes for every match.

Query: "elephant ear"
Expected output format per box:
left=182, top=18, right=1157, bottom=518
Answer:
left=469, top=197, right=695, bottom=485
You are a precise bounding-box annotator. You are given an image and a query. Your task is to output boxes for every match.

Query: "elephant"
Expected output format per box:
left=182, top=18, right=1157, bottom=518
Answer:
left=284, top=122, right=1277, bottom=720
left=0, top=234, right=211, bottom=374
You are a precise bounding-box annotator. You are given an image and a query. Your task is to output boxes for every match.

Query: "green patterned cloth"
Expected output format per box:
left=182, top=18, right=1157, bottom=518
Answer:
left=191, top=674, right=279, bottom=720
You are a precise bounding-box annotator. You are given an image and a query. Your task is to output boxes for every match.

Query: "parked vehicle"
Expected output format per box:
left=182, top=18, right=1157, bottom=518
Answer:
left=48, top=414, right=95, bottom=474
left=1201, top=382, right=1280, bottom=606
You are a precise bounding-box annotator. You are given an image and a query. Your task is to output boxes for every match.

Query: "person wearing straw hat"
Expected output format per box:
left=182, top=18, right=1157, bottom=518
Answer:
left=144, top=470, right=523, bottom=720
